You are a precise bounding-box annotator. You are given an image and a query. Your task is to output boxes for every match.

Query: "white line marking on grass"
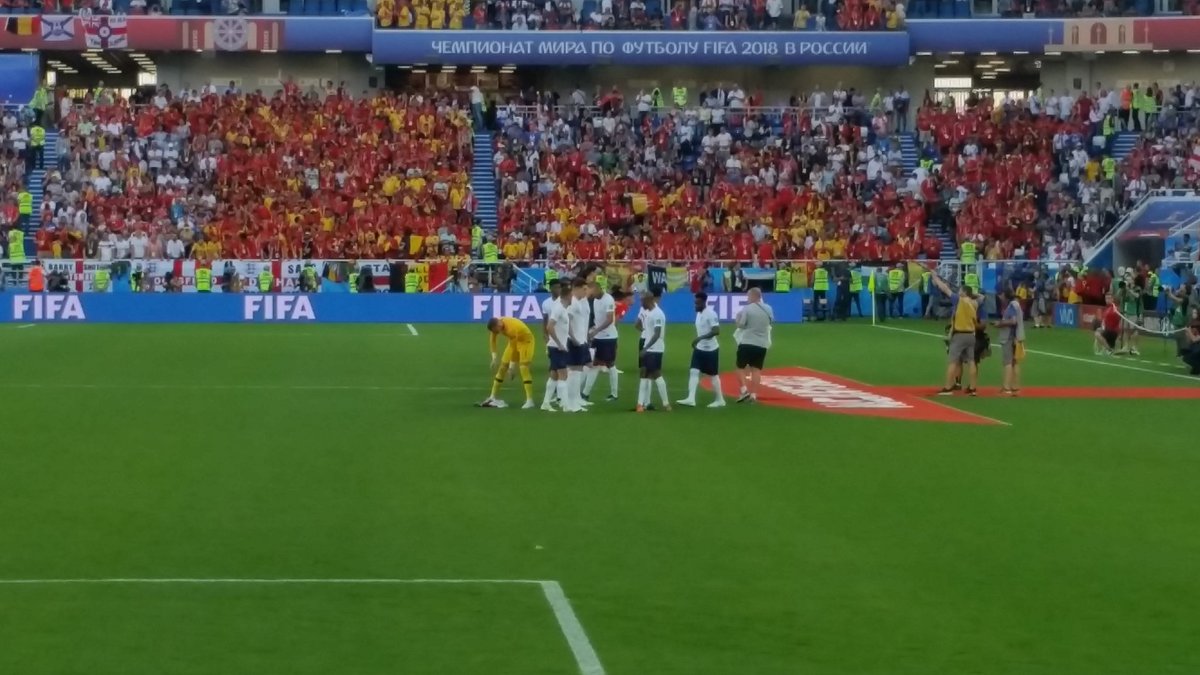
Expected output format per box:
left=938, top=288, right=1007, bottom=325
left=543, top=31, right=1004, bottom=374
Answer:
left=874, top=324, right=1200, bottom=383
left=0, top=383, right=477, bottom=392
left=17, top=324, right=35, bottom=329
left=541, top=580, right=606, bottom=675
left=406, top=323, right=419, bottom=336
left=0, top=578, right=606, bottom=675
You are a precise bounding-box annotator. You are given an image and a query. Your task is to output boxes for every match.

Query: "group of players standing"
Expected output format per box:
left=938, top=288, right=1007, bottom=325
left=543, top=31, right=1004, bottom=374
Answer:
left=481, top=279, right=775, bottom=412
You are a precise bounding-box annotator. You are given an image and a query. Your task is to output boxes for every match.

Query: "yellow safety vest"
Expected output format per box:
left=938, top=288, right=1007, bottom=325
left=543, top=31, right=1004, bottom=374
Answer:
left=471, top=226, right=482, bottom=251
left=812, top=268, right=829, bottom=291
left=348, top=272, right=359, bottom=293
left=404, top=271, right=420, bottom=293
left=888, top=269, right=903, bottom=292
left=964, top=272, right=979, bottom=294
left=30, top=126, right=45, bottom=147
left=774, top=269, right=791, bottom=292
left=920, top=272, right=931, bottom=293
left=595, top=273, right=607, bottom=290
left=545, top=268, right=558, bottom=287
left=849, top=270, right=862, bottom=292
left=960, top=242, right=976, bottom=264
left=195, top=267, right=212, bottom=292
left=952, top=295, right=977, bottom=333
left=93, top=268, right=110, bottom=292
left=672, top=86, right=688, bottom=107
left=8, top=229, right=26, bottom=262
left=1149, top=272, right=1161, bottom=297
left=18, top=191, right=32, bottom=215
left=258, top=270, right=273, bottom=291
left=482, top=242, right=499, bottom=263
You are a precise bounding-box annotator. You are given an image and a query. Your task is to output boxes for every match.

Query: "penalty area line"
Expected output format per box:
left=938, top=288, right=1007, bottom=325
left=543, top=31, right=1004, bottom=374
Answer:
left=874, top=324, right=1200, bottom=383
left=406, top=323, right=419, bottom=336
left=0, top=578, right=606, bottom=675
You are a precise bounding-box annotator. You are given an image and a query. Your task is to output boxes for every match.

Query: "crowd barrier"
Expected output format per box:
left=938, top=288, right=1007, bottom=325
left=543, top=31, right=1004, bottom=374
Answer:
left=1, top=292, right=813, bottom=324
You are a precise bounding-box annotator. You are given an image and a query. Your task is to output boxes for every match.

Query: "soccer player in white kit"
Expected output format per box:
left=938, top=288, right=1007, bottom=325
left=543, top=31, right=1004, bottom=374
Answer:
left=584, top=280, right=620, bottom=402
left=678, top=292, right=726, bottom=408
left=541, top=279, right=562, bottom=405
left=543, top=291, right=572, bottom=412
left=636, top=292, right=671, bottom=412
left=565, top=279, right=592, bottom=412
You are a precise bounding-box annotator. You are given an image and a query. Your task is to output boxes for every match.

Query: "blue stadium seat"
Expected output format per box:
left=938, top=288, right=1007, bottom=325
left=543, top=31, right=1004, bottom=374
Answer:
left=319, top=0, right=336, bottom=14
left=353, top=0, right=368, bottom=13
left=336, top=0, right=350, bottom=14
left=288, top=0, right=304, bottom=14
left=646, top=0, right=662, bottom=17
left=306, top=0, right=321, bottom=14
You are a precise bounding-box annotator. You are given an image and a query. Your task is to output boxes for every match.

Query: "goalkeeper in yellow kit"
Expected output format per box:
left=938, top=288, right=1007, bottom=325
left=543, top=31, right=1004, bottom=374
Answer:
left=480, top=316, right=536, bottom=409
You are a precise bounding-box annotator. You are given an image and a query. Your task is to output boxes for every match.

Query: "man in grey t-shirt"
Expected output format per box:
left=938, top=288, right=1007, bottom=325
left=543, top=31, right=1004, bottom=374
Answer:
left=734, top=288, right=774, bottom=403
left=994, top=289, right=1026, bottom=396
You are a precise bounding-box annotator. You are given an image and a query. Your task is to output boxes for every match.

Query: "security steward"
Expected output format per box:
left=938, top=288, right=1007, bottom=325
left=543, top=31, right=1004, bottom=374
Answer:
left=195, top=264, right=213, bottom=293
left=811, top=263, right=830, bottom=321
left=847, top=265, right=863, bottom=318
left=888, top=263, right=905, bottom=318
left=928, top=267, right=982, bottom=397
left=28, top=259, right=45, bottom=292
left=258, top=266, right=274, bottom=293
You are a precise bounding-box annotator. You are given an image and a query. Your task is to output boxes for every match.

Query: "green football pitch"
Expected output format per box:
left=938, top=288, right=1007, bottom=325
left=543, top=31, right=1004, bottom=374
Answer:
left=3, top=319, right=1199, bottom=675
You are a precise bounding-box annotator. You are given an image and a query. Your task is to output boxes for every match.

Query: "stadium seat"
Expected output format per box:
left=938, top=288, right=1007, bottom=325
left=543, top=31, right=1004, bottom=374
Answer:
left=319, top=0, right=336, bottom=14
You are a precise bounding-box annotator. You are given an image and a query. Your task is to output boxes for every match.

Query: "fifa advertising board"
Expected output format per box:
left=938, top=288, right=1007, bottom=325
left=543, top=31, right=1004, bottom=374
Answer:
left=3, top=293, right=807, bottom=324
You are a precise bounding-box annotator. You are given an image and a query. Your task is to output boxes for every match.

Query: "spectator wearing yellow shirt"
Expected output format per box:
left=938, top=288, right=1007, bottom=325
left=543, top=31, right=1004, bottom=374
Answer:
left=793, top=6, right=810, bottom=28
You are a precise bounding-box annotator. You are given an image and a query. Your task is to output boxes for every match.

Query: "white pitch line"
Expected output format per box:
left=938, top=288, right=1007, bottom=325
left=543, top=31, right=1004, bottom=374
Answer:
left=17, top=324, right=35, bottom=329
left=874, top=324, right=1200, bottom=382
left=0, top=578, right=606, bottom=675
left=540, top=580, right=607, bottom=675
left=406, top=323, right=419, bottom=336
left=0, top=383, right=477, bottom=392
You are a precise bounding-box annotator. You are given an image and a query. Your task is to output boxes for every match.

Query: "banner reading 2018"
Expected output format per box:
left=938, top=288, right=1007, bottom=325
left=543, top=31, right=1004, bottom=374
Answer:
left=371, top=30, right=909, bottom=66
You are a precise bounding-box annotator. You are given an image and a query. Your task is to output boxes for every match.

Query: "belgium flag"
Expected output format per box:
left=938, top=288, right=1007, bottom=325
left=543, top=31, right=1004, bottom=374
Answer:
left=4, top=17, right=38, bottom=36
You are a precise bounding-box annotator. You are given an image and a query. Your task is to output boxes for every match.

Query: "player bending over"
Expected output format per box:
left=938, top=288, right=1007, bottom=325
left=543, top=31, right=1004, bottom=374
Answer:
left=636, top=292, right=671, bottom=412
left=482, top=316, right=536, bottom=409
left=678, top=292, right=726, bottom=408
left=584, top=280, right=620, bottom=402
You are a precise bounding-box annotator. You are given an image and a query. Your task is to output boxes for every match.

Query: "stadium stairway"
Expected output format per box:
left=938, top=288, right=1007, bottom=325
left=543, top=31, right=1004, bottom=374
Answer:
left=471, top=132, right=498, bottom=234
left=1111, top=131, right=1138, bottom=162
left=24, top=129, right=58, bottom=250
left=898, top=132, right=919, bottom=176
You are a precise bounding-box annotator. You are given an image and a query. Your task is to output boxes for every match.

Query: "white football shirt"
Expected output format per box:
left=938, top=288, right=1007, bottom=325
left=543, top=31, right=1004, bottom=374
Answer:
left=568, top=297, right=590, bottom=346
left=548, top=302, right=571, bottom=350
left=592, top=293, right=618, bottom=340
left=694, top=307, right=720, bottom=352
left=640, top=306, right=667, bottom=353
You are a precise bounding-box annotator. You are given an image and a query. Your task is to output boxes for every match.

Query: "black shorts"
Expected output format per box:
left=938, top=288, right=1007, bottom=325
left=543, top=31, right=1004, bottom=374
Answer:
left=592, top=338, right=618, bottom=364
left=568, top=343, right=590, bottom=367
left=736, top=344, right=767, bottom=369
left=690, top=348, right=720, bottom=376
left=1101, top=329, right=1119, bottom=349
left=548, top=347, right=570, bottom=371
left=640, top=351, right=663, bottom=372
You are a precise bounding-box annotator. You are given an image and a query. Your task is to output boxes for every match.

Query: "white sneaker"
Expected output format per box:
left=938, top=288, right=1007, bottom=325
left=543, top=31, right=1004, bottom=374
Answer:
left=540, top=403, right=558, bottom=412
left=676, top=398, right=696, bottom=407
left=707, top=400, right=726, bottom=408
left=1130, top=348, right=1141, bottom=356
left=521, top=400, right=535, bottom=410
left=580, top=399, right=594, bottom=407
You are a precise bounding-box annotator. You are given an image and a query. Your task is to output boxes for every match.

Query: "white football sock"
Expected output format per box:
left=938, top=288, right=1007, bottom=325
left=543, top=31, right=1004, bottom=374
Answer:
left=542, top=379, right=556, bottom=406
left=638, top=379, right=650, bottom=405
left=686, top=369, right=700, bottom=399
left=609, top=368, right=619, bottom=397
left=576, top=368, right=588, bottom=400
left=565, top=371, right=580, bottom=408
left=557, top=379, right=569, bottom=406
left=583, top=367, right=600, bottom=396
left=655, top=377, right=669, bottom=405
left=710, top=375, right=725, bottom=403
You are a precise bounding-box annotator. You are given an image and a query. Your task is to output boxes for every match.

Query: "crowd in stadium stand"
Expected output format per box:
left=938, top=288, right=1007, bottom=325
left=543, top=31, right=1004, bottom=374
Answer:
left=375, top=0, right=905, bottom=29
left=28, top=83, right=478, bottom=262
left=487, top=81, right=1200, bottom=267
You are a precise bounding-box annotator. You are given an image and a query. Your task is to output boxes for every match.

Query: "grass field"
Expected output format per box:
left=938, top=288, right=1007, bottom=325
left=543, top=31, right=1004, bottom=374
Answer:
left=3, top=318, right=1199, bottom=675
